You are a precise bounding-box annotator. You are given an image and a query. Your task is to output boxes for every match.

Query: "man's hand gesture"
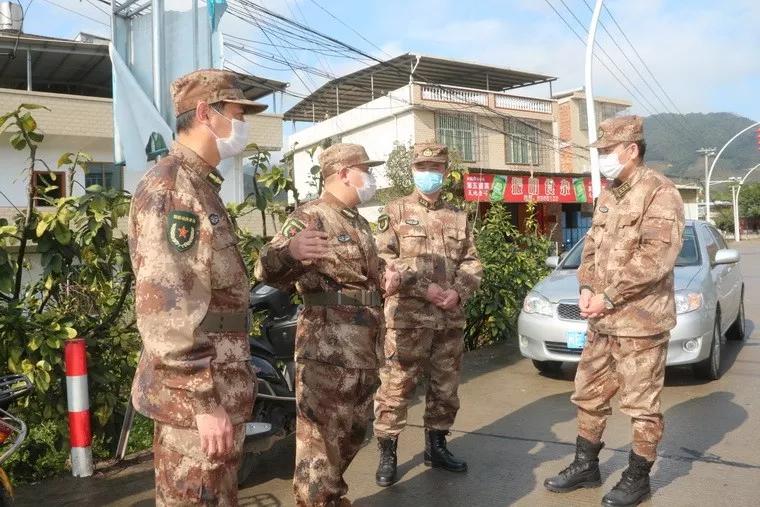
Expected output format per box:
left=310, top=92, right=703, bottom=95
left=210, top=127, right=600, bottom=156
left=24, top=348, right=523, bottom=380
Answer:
left=288, top=224, right=329, bottom=261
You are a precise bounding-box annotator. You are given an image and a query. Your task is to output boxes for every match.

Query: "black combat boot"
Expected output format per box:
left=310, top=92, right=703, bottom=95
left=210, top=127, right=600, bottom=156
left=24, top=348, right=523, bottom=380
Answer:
left=601, top=451, right=654, bottom=506
left=544, top=436, right=604, bottom=492
left=375, top=437, right=398, bottom=487
left=424, top=429, right=467, bottom=473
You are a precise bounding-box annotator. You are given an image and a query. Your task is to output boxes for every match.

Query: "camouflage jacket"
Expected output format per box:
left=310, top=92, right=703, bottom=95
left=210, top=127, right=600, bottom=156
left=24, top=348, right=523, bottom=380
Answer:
left=254, top=192, right=384, bottom=369
left=578, top=165, right=685, bottom=336
left=376, top=192, right=482, bottom=329
left=128, top=143, right=254, bottom=428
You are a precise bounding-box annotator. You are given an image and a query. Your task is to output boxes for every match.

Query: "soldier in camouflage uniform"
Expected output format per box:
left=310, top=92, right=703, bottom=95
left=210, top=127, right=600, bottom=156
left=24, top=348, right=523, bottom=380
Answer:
left=545, top=116, right=685, bottom=507
left=254, top=143, right=400, bottom=507
left=129, top=69, right=266, bottom=506
left=373, top=142, right=482, bottom=487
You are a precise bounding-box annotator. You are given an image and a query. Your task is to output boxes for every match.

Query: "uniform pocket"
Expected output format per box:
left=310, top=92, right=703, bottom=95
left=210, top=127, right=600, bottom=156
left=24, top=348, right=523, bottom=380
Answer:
left=333, top=237, right=363, bottom=260
left=398, top=225, right=428, bottom=258
left=445, top=228, right=466, bottom=261
left=641, top=211, right=675, bottom=244
left=211, top=225, right=245, bottom=289
left=614, top=211, right=642, bottom=250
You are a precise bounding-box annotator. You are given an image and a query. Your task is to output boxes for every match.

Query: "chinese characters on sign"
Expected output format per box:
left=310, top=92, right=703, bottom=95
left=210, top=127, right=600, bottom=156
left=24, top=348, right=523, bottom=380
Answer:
left=464, top=174, right=593, bottom=203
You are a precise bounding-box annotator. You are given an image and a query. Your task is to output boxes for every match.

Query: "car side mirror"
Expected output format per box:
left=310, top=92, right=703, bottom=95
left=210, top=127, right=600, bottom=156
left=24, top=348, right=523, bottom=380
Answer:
left=545, top=256, right=560, bottom=269
left=713, top=248, right=740, bottom=266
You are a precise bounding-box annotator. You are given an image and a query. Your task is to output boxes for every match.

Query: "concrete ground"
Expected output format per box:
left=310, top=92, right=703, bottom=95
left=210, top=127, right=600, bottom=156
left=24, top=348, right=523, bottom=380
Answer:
left=15, top=240, right=760, bottom=507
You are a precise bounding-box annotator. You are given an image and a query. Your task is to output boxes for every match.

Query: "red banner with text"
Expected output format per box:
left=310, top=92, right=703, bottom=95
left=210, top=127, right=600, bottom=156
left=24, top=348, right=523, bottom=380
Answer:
left=464, top=174, right=593, bottom=204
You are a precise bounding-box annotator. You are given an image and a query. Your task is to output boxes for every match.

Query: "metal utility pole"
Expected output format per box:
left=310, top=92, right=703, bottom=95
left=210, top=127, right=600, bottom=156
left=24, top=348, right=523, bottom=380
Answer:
left=729, top=177, right=741, bottom=242
left=696, top=147, right=716, bottom=213
left=585, top=0, right=605, bottom=199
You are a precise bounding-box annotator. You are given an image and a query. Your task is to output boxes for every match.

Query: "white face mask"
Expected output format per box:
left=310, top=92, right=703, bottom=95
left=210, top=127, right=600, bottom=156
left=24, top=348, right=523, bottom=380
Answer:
left=351, top=170, right=377, bottom=204
left=598, top=151, right=625, bottom=180
left=206, top=108, right=250, bottom=160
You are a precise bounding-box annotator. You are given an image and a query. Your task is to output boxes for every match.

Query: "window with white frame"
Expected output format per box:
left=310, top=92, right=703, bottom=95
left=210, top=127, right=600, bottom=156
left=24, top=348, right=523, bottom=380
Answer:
left=505, top=119, right=540, bottom=165
left=435, top=112, right=477, bottom=162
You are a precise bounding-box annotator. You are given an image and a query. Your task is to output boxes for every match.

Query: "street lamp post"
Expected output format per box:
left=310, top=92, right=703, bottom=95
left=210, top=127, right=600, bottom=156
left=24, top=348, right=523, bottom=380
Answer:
left=705, top=121, right=760, bottom=222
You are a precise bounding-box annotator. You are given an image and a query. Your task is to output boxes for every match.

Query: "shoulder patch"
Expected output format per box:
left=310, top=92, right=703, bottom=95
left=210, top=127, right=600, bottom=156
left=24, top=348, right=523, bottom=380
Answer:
left=377, top=213, right=390, bottom=232
left=281, top=217, right=306, bottom=238
left=167, top=210, right=199, bottom=252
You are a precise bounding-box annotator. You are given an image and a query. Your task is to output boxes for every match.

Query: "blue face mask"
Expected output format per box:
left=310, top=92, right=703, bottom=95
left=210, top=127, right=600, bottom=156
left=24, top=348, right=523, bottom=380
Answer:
left=413, top=170, right=444, bottom=194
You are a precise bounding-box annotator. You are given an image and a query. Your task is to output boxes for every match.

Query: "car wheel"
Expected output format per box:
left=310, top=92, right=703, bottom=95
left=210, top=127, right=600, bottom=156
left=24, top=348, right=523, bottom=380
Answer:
left=728, top=289, right=746, bottom=341
left=694, top=315, right=722, bottom=381
left=532, top=359, right=563, bottom=374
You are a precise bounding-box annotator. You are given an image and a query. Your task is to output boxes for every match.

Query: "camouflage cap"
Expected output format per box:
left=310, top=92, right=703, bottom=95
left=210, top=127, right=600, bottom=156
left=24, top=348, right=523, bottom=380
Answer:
left=170, top=69, right=268, bottom=117
left=319, top=143, right=384, bottom=177
left=589, top=115, right=644, bottom=149
left=413, top=142, right=448, bottom=164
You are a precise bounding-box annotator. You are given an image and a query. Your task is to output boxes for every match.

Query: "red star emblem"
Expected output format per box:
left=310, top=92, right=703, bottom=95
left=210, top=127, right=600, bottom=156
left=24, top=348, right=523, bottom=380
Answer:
left=178, top=226, right=189, bottom=238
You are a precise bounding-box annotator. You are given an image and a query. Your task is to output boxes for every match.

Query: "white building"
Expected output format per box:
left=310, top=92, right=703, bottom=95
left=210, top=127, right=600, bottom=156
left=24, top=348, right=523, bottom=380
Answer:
left=284, top=54, right=629, bottom=245
left=0, top=31, right=286, bottom=233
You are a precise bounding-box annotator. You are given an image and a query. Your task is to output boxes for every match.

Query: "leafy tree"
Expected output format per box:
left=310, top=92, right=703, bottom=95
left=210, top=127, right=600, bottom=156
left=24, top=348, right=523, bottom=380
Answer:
left=739, top=182, right=760, bottom=220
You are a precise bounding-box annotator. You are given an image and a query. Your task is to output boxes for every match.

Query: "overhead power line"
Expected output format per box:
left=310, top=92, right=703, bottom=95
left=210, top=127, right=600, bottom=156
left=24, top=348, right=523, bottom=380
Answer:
left=227, top=0, right=592, bottom=161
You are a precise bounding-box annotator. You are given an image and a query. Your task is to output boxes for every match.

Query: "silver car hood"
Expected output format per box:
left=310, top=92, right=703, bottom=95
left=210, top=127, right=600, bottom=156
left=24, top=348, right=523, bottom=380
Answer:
left=534, top=265, right=703, bottom=303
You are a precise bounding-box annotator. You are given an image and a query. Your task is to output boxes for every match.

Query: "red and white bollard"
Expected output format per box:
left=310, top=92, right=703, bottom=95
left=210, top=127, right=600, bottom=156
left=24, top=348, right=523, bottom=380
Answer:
left=64, top=338, right=93, bottom=477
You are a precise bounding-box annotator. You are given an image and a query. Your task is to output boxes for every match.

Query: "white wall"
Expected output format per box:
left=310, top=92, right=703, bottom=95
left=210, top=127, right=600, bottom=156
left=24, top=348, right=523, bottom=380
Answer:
left=290, top=111, right=415, bottom=202
left=0, top=135, right=114, bottom=206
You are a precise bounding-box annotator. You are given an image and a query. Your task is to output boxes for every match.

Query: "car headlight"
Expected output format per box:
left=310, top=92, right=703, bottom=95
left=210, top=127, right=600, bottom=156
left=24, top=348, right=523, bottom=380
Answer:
left=675, top=292, right=703, bottom=314
left=522, top=292, right=553, bottom=317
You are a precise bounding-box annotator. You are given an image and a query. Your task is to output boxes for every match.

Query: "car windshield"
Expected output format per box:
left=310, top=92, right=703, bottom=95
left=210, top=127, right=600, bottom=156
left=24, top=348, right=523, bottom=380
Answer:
left=560, top=225, right=700, bottom=269
left=675, top=226, right=700, bottom=266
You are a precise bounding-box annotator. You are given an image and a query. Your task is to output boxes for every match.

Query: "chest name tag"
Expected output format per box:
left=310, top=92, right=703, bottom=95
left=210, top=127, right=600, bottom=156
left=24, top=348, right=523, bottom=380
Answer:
left=405, top=218, right=420, bottom=226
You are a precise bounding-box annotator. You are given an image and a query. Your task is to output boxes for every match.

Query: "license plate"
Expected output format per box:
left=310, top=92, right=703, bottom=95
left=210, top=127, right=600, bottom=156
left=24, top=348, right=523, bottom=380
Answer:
left=566, top=331, right=587, bottom=349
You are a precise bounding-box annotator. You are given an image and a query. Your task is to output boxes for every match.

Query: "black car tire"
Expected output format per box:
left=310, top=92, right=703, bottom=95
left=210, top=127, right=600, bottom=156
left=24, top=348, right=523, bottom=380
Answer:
left=727, top=289, right=746, bottom=341
left=694, top=315, right=722, bottom=381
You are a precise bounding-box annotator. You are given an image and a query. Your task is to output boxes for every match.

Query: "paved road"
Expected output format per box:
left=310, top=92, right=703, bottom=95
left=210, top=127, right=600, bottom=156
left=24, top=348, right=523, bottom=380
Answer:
left=17, top=240, right=760, bottom=506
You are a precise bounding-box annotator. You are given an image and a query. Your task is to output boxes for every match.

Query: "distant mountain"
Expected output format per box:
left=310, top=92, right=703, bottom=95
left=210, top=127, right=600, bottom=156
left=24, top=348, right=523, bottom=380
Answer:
left=644, top=112, right=759, bottom=182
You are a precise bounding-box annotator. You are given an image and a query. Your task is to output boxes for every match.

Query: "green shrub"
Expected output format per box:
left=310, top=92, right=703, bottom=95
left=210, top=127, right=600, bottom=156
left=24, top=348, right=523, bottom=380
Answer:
left=464, top=203, right=552, bottom=350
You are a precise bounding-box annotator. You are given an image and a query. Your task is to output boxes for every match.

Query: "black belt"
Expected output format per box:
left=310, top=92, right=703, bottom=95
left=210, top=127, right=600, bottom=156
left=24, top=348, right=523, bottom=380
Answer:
left=303, top=290, right=382, bottom=307
left=200, top=312, right=248, bottom=333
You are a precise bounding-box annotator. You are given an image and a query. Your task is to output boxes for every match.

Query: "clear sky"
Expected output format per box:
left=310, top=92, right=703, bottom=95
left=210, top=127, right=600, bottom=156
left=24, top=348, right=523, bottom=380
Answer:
left=22, top=0, right=760, bottom=122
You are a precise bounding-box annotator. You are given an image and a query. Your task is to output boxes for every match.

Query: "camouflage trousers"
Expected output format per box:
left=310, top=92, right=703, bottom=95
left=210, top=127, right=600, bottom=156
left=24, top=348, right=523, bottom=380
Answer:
left=294, top=359, right=378, bottom=507
left=571, top=331, right=669, bottom=461
left=374, top=327, right=465, bottom=438
left=153, top=422, right=245, bottom=506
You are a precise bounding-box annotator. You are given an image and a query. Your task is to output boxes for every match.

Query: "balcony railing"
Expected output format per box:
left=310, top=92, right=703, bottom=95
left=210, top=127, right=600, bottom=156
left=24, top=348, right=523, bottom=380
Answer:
left=494, top=94, right=553, bottom=114
left=420, top=84, right=488, bottom=106
left=418, top=83, right=553, bottom=115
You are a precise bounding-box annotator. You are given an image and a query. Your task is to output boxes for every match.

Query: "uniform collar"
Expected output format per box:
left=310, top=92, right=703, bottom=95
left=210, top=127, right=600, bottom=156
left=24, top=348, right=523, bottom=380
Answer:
left=172, top=142, right=225, bottom=192
left=322, top=191, right=360, bottom=220
left=610, top=165, right=645, bottom=201
left=414, top=191, right=443, bottom=210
